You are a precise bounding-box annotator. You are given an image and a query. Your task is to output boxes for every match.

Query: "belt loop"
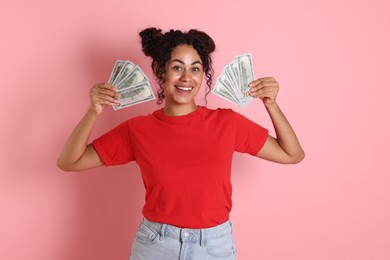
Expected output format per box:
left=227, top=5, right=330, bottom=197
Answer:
left=159, top=224, right=167, bottom=241
left=200, top=228, right=206, bottom=247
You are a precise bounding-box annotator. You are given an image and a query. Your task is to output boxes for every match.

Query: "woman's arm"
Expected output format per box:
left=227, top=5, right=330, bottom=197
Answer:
left=249, top=77, right=305, bottom=164
left=57, top=83, right=120, bottom=171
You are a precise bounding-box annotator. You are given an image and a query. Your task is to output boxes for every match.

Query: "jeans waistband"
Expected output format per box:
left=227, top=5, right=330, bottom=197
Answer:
left=141, top=218, right=233, bottom=244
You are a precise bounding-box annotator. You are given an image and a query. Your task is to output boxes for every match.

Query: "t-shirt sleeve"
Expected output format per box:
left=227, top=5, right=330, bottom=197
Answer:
left=234, top=111, right=269, bottom=156
left=92, top=120, right=135, bottom=166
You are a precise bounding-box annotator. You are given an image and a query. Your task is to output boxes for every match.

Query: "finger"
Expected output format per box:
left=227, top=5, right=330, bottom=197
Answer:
left=98, top=89, right=121, bottom=103
left=92, top=82, right=114, bottom=90
left=92, top=85, right=120, bottom=100
left=250, top=86, right=279, bottom=99
left=249, top=77, right=276, bottom=87
left=96, top=89, right=120, bottom=99
left=101, top=82, right=118, bottom=92
left=98, top=84, right=119, bottom=95
left=249, top=82, right=279, bottom=95
left=91, top=89, right=120, bottom=105
left=92, top=83, right=118, bottom=94
left=253, top=78, right=278, bottom=86
left=250, top=79, right=278, bottom=90
left=94, top=96, right=120, bottom=106
left=250, top=89, right=275, bottom=99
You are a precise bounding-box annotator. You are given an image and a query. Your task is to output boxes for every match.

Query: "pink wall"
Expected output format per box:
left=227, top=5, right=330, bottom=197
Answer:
left=1, top=0, right=389, bottom=259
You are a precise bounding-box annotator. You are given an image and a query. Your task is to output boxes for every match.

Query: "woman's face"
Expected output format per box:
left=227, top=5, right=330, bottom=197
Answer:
left=163, top=44, right=204, bottom=107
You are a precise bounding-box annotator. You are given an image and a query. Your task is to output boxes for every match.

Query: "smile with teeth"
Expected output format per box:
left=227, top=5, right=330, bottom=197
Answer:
left=175, top=86, right=193, bottom=91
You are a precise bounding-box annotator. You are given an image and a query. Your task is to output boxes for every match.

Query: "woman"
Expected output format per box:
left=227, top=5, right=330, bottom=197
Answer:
left=58, top=28, right=304, bottom=260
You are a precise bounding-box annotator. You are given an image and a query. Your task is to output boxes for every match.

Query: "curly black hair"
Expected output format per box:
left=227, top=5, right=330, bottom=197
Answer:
left=139, top=27, right=216, bottom=105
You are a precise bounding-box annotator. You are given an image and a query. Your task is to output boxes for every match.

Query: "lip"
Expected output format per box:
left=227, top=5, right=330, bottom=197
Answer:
left=175, top=85, right=194, bottom=94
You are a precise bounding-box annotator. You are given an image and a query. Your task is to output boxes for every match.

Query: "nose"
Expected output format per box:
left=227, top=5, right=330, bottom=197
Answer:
left=179, top=69, right=190, bottom=82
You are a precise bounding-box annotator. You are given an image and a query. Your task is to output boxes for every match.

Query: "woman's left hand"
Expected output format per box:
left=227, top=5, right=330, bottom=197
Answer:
left=249, top=77, right=279, bottom=106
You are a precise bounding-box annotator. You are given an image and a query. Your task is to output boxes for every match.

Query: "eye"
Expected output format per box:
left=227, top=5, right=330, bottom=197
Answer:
left=172, top=65, right=183, bottom=71
left=192, top=67, right=202, bottom=72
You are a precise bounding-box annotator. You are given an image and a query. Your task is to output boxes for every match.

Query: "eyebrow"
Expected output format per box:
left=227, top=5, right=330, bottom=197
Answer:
left=170, top=59, right=203, bottom=65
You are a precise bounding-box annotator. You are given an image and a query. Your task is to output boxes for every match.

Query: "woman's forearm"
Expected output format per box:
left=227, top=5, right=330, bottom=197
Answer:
left=265, top=102, right=305, bottom=163
left=57, top=109, right=101, bottom=171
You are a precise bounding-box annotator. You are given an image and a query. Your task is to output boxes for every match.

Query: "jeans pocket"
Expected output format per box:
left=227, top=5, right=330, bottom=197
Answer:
left=135, top=223, right=158, bottom=244
left=206, top=234, right=237, bottom=258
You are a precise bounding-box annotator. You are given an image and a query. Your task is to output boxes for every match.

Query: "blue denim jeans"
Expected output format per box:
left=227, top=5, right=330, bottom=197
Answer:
left=129, top=218, right=237, bottom=260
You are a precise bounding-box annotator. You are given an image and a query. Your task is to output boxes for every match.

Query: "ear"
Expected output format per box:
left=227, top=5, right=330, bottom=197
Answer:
left=153, top=62, right=158, bottom=75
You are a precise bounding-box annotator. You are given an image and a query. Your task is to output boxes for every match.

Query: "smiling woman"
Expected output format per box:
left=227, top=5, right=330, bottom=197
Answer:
left=139, top=28, right=216, bottom=107
left=161, top=45, right=204, bottom=115
left=57, top=27, right=304, bottom=260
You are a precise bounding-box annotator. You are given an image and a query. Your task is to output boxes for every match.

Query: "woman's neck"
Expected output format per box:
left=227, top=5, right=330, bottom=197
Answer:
left=163, top=102, right=198, bottom=116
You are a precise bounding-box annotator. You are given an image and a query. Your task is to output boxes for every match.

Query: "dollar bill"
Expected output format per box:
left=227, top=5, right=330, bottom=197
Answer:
left=237, top=53, right=254, bottom=97
left=212, top=81, right=238, bottom=105
left=112, top=60, right=136, bottom=86
left=108, top=60, right=155, bottom=110
left=113, top=82, right=155, bottom=110
left=108, top=60, right=126, bottom=84
left=212, top=53, right=255, bottom=108
left=115, top=66, right=148, bottom=90
left=224, top=63, right=241, bottom=98
left=227, top=61, right=240, bottom=91
left=217, top=74, right=241, bottom=105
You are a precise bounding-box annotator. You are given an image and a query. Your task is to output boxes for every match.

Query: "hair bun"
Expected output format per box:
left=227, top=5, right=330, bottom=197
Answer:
left=188, top=29, right=216, bottom=55
left=139, top=27, right=163, bottom=59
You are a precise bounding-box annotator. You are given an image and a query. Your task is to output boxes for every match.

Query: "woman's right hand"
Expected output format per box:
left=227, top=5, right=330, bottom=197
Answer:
left=89, top=83, right=120, bottom=116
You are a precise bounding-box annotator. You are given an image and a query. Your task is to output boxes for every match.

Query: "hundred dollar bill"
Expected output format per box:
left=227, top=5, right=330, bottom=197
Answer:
left=223, top=67, right=239, bottom=99
left=231, top=59, right=241, bottom=89
left=238, top=96, right=252, bottom=108
left=112, top=60, right=136, bottom=86
left=218, top=74, right=240, bottom=102
left=212, top=53, right=256, bottom=108
left=225, top=61, right=240, bottom=93
left=115, top=66, right=148, bottom=90
left=212, top=81, right=238, bottom=105
left=237, top=53, right=255, bottom=96
left=113, top=82, right=155, bottom=110
left=108, top=60, right=126, bottom=84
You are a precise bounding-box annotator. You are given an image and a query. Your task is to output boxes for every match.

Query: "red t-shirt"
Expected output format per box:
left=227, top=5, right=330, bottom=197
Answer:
left=93, top=107, right=268, bottom=228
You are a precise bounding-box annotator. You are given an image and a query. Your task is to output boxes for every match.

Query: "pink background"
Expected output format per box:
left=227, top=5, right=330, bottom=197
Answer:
left=1, top=0, right=389, bottom=259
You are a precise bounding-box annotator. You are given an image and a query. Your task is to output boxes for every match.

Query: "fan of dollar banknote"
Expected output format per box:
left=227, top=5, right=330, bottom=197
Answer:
left=108, top=54, right=254, bottom=110
left=108, top=60, right=156, bottom=110
left=212, top=53, right=255, bottom=108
